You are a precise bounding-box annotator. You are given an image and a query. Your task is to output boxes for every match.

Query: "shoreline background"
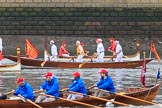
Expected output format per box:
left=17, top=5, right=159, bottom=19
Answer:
left=1, top=36, right=161, bottom=59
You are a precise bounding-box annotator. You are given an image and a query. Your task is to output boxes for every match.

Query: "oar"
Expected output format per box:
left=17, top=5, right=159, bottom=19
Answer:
left=68, top=91, right=130, bottom=106
left=41, top=61, right=47, bottom=67
left=42, top=94, right=103, bottom=108
left=87, top=85, right=96, bottom=90
left=97, top=88, right=162, bottom=107
left=4, top=91, right=14, bottom=95
left=19, top=95, right=42, bottom=108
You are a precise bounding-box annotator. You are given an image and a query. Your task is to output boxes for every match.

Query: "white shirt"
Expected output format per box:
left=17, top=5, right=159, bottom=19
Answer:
left=51, top=44, right=58, bottom=56
left=96, top=43, right=104, bottom=55
left=116, top=44, right=123, bottom=56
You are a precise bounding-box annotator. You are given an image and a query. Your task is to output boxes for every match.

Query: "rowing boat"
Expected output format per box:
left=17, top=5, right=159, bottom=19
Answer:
left=0, top=48, right=21, bottom=71
left=3, top=54, right=153, bottom=68
left=0, top=84, right=160, bottom=108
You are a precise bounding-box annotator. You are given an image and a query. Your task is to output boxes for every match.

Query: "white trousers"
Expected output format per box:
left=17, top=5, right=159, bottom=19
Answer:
left=62, top=54, right=70, bottom=57
left=35, top=95, right=55, bottom=103
left=96, top=52, right=104, bottom=62
left=50, top=55, right=58, bottom=61
left=76, top=55, right=84, bottom=62
left=67, top=94, right=83, bottom=100
left=115, top=54, right=123, bottom=62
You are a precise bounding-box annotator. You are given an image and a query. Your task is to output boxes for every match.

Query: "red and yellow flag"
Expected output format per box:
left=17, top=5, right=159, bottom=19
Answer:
left=150, top=40, right=160, bottom=63
left=25, top=38, right=39, bottom=59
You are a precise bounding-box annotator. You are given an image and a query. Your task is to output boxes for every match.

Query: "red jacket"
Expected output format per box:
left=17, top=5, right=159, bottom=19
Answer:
left=59, top=45, right=69, bottom=57
left=108, top=40, right=116, bottom=52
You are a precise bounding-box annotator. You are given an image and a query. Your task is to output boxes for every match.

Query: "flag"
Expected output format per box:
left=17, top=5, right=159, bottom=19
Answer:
left=25, top=38, right=39, bottom=59
left=157, top=68, right=160, bottom=79
left=140, top=59, right=146, bottom=87
left=150, top=40, right=160, bottom=63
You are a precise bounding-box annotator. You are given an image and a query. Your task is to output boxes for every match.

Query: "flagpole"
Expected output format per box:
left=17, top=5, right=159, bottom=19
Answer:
left=155, top=68, right=160, bottom=86
left=149, top=32, right=152, bottom=58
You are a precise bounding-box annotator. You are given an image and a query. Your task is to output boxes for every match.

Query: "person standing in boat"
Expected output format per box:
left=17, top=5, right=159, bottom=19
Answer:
left=67, top=72, right=87, bottom=100
left=35, top=72, right=60, bottom=103
left=115, top=40, right=123, bottom=62
left=93, top=69, right=115, bottom=97
left=50, top=40, right=58, bottom=61
left=59, top=41, right=70, bottom=57
left=76, top=40, right=85, bottom=62
left=96, top=38, right=105, bottom=62
left=12, top=77, right=34, bottom=101
left=0, top=37, right=3, bottom=65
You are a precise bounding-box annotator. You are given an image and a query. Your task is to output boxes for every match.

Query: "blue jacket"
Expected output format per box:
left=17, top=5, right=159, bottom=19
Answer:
left=14, top=82, right=34, bottom=101
left=97, top=76, right=115, bottom=93
left=68, top=77, right=87, bottom=95
left=40, top=77, right=60, bottom=97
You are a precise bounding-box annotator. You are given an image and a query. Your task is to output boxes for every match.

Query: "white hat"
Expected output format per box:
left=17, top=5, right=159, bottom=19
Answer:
left=50, top=40, right=54, bottom=43
left=76, top=40, right=80, bottom=45
left=96, top=38, right=102, bottom=42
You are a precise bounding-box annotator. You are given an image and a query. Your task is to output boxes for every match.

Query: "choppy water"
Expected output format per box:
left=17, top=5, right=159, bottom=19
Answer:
left=0, top=59, right=161, bottom=108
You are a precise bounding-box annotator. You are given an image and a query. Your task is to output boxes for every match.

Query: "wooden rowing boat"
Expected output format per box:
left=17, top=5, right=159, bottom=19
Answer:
left=0, top=48, right=21, bottom=71
left=3, top=54, right=153, bottom=68
left=0, top=84, right=160, bottom=108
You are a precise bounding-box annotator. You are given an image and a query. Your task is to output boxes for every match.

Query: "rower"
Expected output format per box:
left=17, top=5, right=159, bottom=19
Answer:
left=96, top=38, right=105, bottom=62
left=49, top=40, right=58, bottom=61
left=92, top=69, right=115, bottom=97
left=108, top=37, right=116, bottom=61
left=115, top=41, right=123, bottom=62
left=76, top=41, right=84, bottom=62
left=67, top=72, right=87, bottom=100
left=35, top=72, right=60, bottom=103
left=59, top=41, right=70, bottom=57
left=12, top=77, right=34, bottom=101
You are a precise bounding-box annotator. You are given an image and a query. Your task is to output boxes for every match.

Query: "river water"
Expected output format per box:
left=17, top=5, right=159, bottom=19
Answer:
left=0, top=59, right=161, bottom=108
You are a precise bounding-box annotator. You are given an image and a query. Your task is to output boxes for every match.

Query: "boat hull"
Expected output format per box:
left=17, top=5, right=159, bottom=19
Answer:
left=3, top=55, right=153, bottom=69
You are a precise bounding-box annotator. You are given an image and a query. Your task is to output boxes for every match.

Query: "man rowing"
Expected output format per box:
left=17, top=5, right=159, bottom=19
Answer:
left=76, top=40, right=85, bottom=62
left=115, top=40, right=123, bottom=62
left=67, top=72, right=87, bottom=100
left=59, top=41, right=70, bottom=57
left=108, top=37, right=116, bottom=55
left=50, top=40, right=58, bottom=61
left=96, top=38, right=105, bottom=62
left=93, top=69, right=115, bottom=97
left=35, top=72, right=60, bottom=103
left=12, top=77, right=34, bottom=101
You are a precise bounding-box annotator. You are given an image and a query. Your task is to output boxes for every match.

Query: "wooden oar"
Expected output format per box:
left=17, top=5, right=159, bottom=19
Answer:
left=87, top=85, right=96, bottom=90
left=41, top=61, right=47, bottom=67
left=68, top=91, right=129, bottom=106
left=4, top=91, right=14, bottom=95
left=19, top=95, right=42, bottom=108
left=42, top=94, right=103, bottom=108
left=97, top=88, right=162, bottom=107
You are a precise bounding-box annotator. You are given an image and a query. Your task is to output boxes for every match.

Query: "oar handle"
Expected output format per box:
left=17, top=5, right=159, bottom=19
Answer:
left=87, top=85, right=96, bottom=90
left=4, top=91, right=14, bottom=95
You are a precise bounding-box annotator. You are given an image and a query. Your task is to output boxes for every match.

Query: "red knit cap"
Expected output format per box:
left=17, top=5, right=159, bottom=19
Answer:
left=99, top=69, right=108, bottom=74
left=73, top=72, right=80, bottom=77
left=45, top=72, right=53, bottom=78
left=109, top=38, right=114, bottom=41
left=17, top=77, right=24, bottom=83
